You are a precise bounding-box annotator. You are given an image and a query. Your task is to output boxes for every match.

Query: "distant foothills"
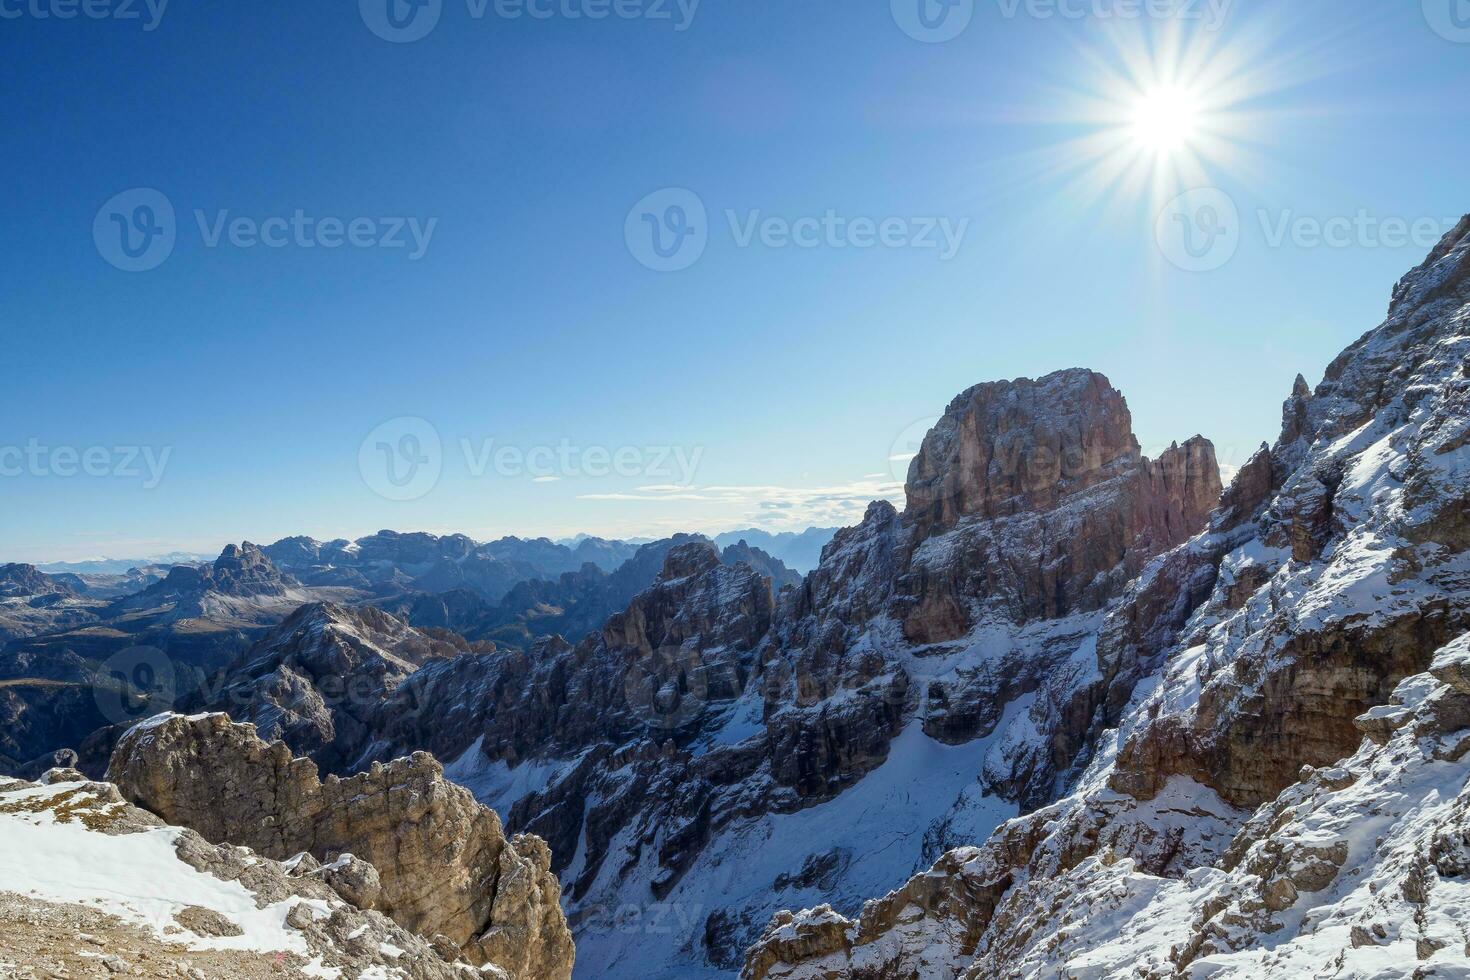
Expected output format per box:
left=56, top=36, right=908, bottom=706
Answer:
left=0, top=524, right=837, bottom=776
left=31, top=525, right=838, bottom=578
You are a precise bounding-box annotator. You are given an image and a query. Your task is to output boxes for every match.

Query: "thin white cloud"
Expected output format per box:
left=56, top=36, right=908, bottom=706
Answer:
left=580, top=492, right=713, bottom=501
left=578, top=477, right=905, bottom=533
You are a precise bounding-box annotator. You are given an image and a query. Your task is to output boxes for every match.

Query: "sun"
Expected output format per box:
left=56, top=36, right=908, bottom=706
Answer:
left=1129, top=86, right=1202, bottom=155
left=957, top=12, right=1342, bottom=255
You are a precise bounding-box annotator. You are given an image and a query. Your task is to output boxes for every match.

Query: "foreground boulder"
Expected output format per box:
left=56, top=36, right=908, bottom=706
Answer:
left=107, top=712, right=573, bottom=980
left=0, top=769, right=467, bottom=979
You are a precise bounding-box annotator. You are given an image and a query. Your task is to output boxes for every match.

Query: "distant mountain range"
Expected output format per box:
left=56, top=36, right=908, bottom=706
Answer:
left=0, top=526, right=814, bottom=776
left=28, top=526, right=839, bottom=578
left=711, top=527, right=838, bottom=573
left=36, top=552, right=214, bottom=575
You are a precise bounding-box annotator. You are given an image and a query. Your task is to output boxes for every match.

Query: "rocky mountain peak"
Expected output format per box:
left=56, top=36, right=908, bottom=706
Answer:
left=99, top=543, right=299, bottom=620
left=744, top=216, right=1470, bottom=980
left=1388, top=212, right=1470, bottom=316
left=201, top=600, right=480, bottom=773
left=0, top=562, right=75, bottom=598
left=212, top=541, right=288, bottom=585
left=893, top=370, right=1221, bottom=642
left=260, top=534, right=323, bottom=565
left=904, top=368, right=1141, bottom=538
left=659, top=540, right=722, bottom=581
left=1279, top=371, right=1314, bottom=447
left=719, top=540, right=803, bottom=591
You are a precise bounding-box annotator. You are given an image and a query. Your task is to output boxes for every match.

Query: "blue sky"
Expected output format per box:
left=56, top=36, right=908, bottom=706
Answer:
left=2, top=0, right=1468, bottom=562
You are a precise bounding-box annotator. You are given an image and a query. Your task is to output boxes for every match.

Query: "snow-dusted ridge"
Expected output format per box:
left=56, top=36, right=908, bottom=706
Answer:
left=743, top=216, right=1470, bottom=979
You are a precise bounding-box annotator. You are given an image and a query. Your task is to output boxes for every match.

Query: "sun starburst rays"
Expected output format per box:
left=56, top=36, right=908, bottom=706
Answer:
left=975, top=13, right=1341, bottom=240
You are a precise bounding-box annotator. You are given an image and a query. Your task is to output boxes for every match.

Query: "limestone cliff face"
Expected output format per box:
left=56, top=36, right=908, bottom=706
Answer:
left=366, top=541, right=777, bottom=769
left=905, top=370, right=1140, bottom=536
left=344, top=367, right=1221, bottom=975
left=743, top=217, right=1470, bottom=980
left=106, top=712, right=574, bottom=980
left=201, top=601, right=481, bottom=774
left=896, top=369, right=1220, bottom=644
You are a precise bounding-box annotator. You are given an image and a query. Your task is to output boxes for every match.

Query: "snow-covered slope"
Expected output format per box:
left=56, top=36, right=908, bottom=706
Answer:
left=1039, top=632, right=1470, bottom=979
left=377, top=373, right=1221, bottom=978
left=744, top=216, right=1470, bottom=980
left=0, top=769, right=471, bottom=979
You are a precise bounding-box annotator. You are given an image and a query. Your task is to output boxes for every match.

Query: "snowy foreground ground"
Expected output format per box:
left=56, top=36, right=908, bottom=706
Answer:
left=0, top=774, right=480, bottom=980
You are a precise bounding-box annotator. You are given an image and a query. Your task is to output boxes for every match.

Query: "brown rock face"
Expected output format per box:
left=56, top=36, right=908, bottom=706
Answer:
left=1110, top=605, right=1460, bottom=807
left=905, top=370, right=1141, bottom=537
left=0, top=773, right=478, bottom=980
left=896, top=369, right=1221, bottom=644
left=106, top=713, right=573, bottom=980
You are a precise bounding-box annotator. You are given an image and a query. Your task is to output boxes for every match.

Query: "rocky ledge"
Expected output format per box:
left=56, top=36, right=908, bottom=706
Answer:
left=0, top=767, right=469, bottom=979
left=106, top=712, right=574, bottom=980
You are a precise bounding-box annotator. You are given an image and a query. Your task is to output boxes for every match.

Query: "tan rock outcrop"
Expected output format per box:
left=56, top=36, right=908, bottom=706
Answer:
left=0, top=772, right=471, bottom=980
left=106, top=712, right=573, bottom=980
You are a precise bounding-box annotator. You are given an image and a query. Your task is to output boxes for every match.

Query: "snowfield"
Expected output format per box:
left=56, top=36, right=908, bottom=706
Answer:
left=0, top=777, right=314, bottom=956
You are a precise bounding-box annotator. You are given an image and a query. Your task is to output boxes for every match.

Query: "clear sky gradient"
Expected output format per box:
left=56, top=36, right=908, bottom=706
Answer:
left=2, top=0, right=1468, bottom=562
